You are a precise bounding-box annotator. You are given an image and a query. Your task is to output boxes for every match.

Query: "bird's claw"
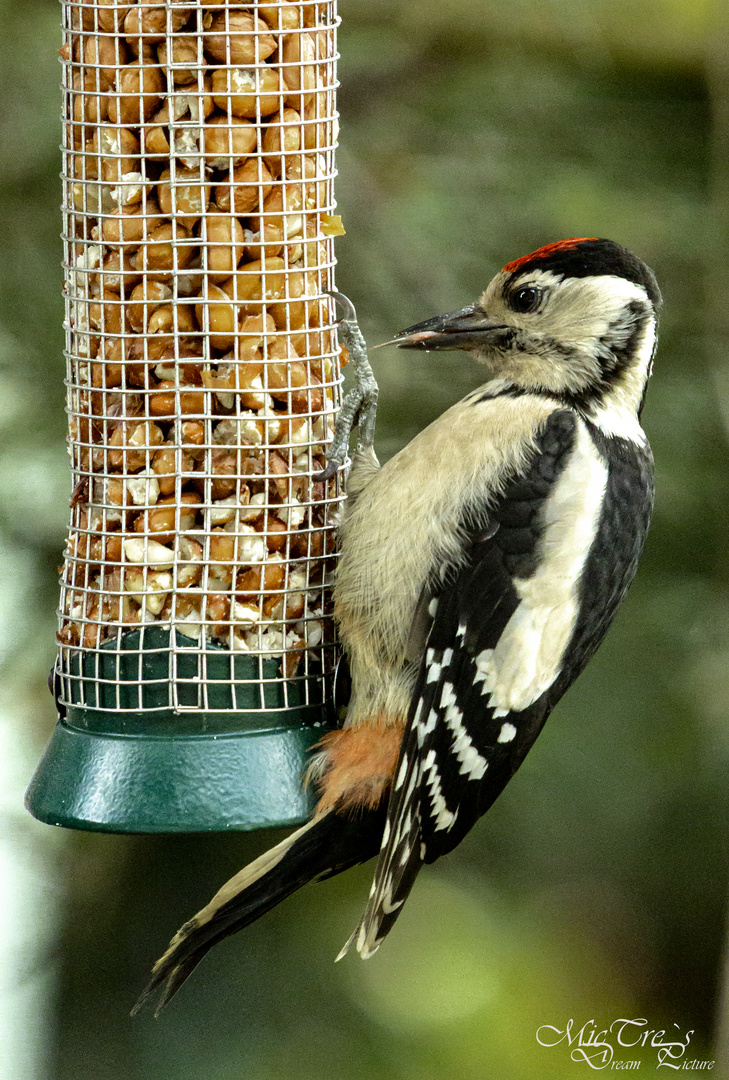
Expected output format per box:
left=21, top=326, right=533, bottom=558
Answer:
left=312, top=458, right=342, bottom=483
left=326, top=289, right=358, bottom=325
left=313, top=291, right=379, bottom=483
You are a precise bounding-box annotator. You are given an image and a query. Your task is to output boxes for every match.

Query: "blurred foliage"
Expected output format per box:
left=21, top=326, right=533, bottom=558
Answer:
left=2, top=0, right=729, bottom=1077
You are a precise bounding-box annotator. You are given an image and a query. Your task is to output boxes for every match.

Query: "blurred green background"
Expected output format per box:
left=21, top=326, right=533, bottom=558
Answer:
left=2, top=0, right=729, bottom=1077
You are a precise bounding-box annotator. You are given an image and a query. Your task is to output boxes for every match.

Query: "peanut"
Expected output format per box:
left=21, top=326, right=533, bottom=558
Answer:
left=134, top=493, right=200, bottom=542
left=195, top=285, right=237, bottom=350
left=220, top=257, right=286, bottom=314
left=108, top=421, right=164, bottom=471
left=261, top=108, right=302, bottom=166
left=147, top=303, right=197, bottom=337
left=242, top=222, right=285, bottom=262
left=202, top=115, right=257, bottom=169
left=101, top=200, right=162, bottom=248
left=149, top=381, right=206, bottom=417
left=203, top=12, right=277, bottom=66
left=127, top=281, right=173, bottom=332
left=83, top=35, right=129, bottom=91
left=152, top=445, right=195, bottom=496
left=280, top=33, right=317, bottom=108
left=99, top=250, right=140, bottom=292
left=107, top=61, right=165, bottom=126
left=202, top=211, right=245, bottom=282
left=211, top=67, right=282, bottom=119
left=236, top=560, right=285, bottom=599
left=157, top=36, right=202, bottom=85
left=214, top=158, right=273, bottom=216
left=157, top=166, right=211, bottom=227
left=123, top=0, right=191, bottom=40
left=133, top=222, right=197, bottom=279
left=97, top=0, right=133, bottom=33
left=258, top=3, right=304, bottom=30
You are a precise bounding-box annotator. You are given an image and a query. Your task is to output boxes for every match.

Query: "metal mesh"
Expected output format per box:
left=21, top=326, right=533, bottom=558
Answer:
left=57, top=0, right=344, bottom=715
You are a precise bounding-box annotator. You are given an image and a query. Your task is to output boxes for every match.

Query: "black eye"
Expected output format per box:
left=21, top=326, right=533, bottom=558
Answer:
left=509, top=286, right=542, bottom=314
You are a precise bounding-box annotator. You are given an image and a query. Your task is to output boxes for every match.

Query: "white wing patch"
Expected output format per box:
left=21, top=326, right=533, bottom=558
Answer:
left=473, top=422, right=608, bottom=715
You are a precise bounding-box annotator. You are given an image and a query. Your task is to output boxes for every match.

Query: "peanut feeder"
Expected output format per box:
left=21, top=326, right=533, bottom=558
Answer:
left=26, top=0, right=346, bottom=833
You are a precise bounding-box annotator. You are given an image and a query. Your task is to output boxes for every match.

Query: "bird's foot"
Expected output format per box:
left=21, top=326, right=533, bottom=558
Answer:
left=313, top=292, right=379, bottom=482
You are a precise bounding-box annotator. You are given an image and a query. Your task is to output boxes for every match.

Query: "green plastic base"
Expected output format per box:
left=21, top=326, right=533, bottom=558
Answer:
left=25, top=721, right=323, bottom=833
left=25, top=626, right=333, bottom=833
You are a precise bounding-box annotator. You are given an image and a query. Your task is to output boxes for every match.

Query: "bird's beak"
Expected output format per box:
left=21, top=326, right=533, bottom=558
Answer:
left=377, top=305, right=507, bottom=351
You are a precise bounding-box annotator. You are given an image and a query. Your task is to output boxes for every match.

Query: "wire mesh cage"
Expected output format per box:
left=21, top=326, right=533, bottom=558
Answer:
left=26, top=0, right=346, bottom=833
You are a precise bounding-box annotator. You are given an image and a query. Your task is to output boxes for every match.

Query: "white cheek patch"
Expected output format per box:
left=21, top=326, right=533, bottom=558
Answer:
left=475, top=421, right=608, bottom=715
left=589, top=318, right=655, bottom=442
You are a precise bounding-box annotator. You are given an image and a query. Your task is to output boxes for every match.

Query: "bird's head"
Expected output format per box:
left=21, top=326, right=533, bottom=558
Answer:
left=390, top=238, right=661, bottom=417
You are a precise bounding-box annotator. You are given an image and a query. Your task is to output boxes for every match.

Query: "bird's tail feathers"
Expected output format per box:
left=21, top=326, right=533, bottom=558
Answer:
left=338, top=737, right=425, bottom=960
left=134, top=809, right=382, bottom=1016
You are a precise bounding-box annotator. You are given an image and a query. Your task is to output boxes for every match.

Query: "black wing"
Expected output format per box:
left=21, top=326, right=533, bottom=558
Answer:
left=346, top=408, right=653, bottom=957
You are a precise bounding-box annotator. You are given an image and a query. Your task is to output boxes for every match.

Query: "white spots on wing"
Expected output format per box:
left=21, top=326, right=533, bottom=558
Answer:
left=404, top=764, right=418, bottom=804
left=382, top=818, right=391, bottom=845
left=453, top=728, right=488, bottom=780
left=440, top=680, right=489, bottom=781
left=424, top=708, right=438, bottom=734
left=394, top=754, right=409, bottom=790
left=426, top=647, right=454, bottom=683
left=423, top=749, right=456, bottom=831
left=417, top=707, right=438, bottom=747
left=444, top=698, right=463, bottom=728
left=440, top=681, right=457, bottom=711
left=498, top=722, right=517, bottom=743
left=420, top=842, right=427, bottom=860
left=457, top=623, right=467, bottom=639
left=492, top=707, right=510, bottom=719
left=428, top=598, right=439, bottom=617
left=454, top=731, right=489, bottom=780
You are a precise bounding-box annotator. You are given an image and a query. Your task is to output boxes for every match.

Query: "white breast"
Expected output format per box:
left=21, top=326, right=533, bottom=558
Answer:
left=334, top=392, right=560, bottom=724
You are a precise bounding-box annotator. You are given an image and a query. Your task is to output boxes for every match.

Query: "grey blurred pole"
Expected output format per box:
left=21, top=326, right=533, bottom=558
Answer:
left=707, top=4, right=729, bottom=1075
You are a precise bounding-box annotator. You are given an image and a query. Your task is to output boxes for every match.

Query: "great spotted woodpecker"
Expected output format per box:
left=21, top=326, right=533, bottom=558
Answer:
left=135, top=237, right=659, bottom=1013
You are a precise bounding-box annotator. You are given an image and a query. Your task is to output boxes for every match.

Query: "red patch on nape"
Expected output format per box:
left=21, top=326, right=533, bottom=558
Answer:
left=502, top=237, right=599, bottom=274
